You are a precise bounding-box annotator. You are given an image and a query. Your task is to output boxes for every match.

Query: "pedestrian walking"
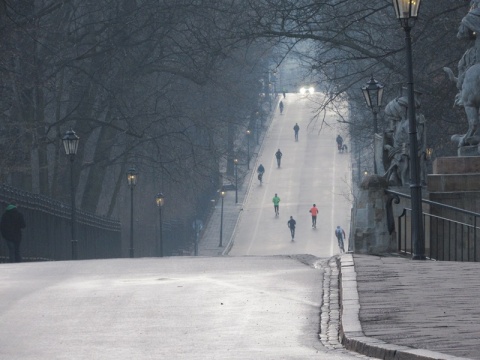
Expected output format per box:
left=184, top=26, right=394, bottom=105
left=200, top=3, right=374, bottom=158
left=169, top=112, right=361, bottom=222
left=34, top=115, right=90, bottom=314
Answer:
left=275, top=149, right=283, bottom=168
left=293, top=123, right=300, bottom=141
left=257, top=164, right=265, bottom=184
left=287, top=216, right=296, bottom=241
left=309, top=204, right=319, bottom=228
left=272, top=193, right=280, bottom=216
left=336, top=135, right=344, bottom=152
left=0, top=203, right=26, bottom=263
left=335, top=226, right=346, bottom=252
left=279, top=101, right=284, bottom=114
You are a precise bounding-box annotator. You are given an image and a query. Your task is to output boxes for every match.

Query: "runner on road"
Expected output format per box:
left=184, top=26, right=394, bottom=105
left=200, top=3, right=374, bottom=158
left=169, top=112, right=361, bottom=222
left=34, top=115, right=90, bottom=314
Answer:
left=293, top=123, right=300, bottom=141
left=287, top=216, right=296, bottom=241
left=257, top=164, right=265, bottom=184
left=272, top=193, right=280, bottom=216
left=275, top=149, right=283, bottom=168
left=309, top=204, right=319, bottom=228
left=335, top=226, right=346, bottom=252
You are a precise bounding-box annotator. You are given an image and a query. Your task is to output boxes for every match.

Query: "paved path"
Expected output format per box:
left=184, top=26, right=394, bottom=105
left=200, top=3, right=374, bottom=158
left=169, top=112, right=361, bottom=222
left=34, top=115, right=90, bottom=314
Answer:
left=341, top=254, right=480, bottom=360
left=197, top=94, right=480, bottom=360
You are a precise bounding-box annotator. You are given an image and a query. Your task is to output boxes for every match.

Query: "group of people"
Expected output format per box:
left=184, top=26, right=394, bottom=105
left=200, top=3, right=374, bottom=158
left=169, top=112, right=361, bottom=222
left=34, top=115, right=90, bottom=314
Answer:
left=279, top=102, right=300, bottom=142
left=275, top=196, right=346, bottom=252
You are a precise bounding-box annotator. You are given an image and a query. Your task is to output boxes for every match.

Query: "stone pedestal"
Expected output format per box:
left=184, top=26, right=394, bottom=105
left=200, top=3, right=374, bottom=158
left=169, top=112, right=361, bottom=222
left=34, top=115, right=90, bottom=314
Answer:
left=427, top=156, right=480, bottom=260
left=428, top=156, right=480, bottom=214
left=352, top=175, right=395, bottom=254
left=429, top=156, right=480, bottom=204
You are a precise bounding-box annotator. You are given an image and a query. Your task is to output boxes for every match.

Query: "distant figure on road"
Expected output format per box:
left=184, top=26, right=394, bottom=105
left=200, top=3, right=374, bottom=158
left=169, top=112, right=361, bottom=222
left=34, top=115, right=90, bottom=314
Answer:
left=0, top=203, right=26, bottom=263
left=257, top=164, right=265, bottom=184
left=279, top=101, right=284, bottom=114
left=335, top=226, right=346, bottom=253
left=309, top=204, right=319, bottom=228
left=275, top=149, right=283, bottom=168
left=293, top=123, right=300, bottom=141
left=336, top=135, right=344, bottom=152
left=272, top=193, right=280, bottom=216
left=283, top=91, right=286, bottom=98
left=287, top=216, right=296, bottom=241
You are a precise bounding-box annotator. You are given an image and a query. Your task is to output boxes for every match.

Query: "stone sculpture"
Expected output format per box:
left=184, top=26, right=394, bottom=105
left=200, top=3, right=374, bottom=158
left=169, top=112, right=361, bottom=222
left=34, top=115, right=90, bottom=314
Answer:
left=382, top=95, right=427, bottom=186
left=444, top=0, right=480, bottom=147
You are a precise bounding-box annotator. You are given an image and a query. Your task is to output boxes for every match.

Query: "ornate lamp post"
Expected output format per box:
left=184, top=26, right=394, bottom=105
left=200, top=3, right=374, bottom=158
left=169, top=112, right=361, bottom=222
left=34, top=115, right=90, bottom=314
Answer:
left=246, top=129, right=251, bottom=169
left=219, top=189, right=226, bottom=247
left=392, top=0, right=425, bottom=260
left=127, top=167, right=137, bottom=258
left=62, top=129, right=80, bottom=260
left=155, top=193, right=165, bottom=257
left=362, top=76, right=384, bottom=135
left=362, top=76, right=384, bottom=174
left=234, top=158, right=239, bottom=203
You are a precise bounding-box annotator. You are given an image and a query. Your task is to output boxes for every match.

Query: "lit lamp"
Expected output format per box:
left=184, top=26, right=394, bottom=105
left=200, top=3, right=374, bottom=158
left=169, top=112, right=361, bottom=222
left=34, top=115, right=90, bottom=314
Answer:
left=127, top=167, right=137, bottom=258
left=155, top=193, right=165, bottom=257
left=363, top=169, right=369, bottom=177
left=392, top=0, right=425, bottom=260
left=219, top=189, right=226, bottom=247
left=62, top=129, right=80, bottom=260
left=426, top=147, right=433, bottom=161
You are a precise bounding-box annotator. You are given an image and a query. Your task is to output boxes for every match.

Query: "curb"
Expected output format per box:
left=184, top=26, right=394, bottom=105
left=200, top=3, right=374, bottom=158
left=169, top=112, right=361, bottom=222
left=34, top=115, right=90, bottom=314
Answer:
left=339, top=253, right=472, bottom=360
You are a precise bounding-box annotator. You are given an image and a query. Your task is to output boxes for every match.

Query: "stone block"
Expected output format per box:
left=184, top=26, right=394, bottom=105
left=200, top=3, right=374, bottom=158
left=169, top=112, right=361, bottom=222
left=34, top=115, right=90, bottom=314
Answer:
left=433, top=156, right=480, bottom=174
left=427, top=174, right=480, bottom=192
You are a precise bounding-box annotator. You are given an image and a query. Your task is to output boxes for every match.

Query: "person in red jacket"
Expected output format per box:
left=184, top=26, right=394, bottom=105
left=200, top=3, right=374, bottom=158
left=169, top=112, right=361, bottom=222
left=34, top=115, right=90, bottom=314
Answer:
left=309, top=204, right=319, bottom=228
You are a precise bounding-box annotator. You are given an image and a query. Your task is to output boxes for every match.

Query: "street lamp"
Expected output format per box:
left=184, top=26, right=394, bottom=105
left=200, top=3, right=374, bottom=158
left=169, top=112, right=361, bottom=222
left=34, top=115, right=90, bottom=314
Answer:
left=127, top=167, right=137, bottom=258
left=426, top=147, right=433, bottom=161
left=155, top=193, right=165, bottom=257
left=62, top=129, right=80, bottom=260
left=362, top=76, right=384, bottom=134
left=246, top=129, right=251, bottom=170
left=392, top=0, right=425, bottom=260
left=363, top=168, right=369, bottom=177
left=219, top=189, right=226, bottom=247
left=234, top=158, right=239, bottom=203
left=362, top=76, right=384, bottom=175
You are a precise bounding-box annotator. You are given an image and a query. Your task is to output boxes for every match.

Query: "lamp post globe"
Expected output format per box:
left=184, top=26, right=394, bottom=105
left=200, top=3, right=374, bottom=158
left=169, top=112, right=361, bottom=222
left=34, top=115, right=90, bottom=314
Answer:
left=127, top=167, right=137, bottom=258
left=392, top=0, right=425, bottom=260
left=155, top=192, right=165, bottom=257
left=62, top=129, right=80, bottom=260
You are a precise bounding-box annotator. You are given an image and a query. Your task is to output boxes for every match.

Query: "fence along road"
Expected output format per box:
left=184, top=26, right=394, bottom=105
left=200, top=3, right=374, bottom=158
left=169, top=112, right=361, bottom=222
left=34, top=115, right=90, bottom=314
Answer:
left=229, top=92, right=352, bottom=257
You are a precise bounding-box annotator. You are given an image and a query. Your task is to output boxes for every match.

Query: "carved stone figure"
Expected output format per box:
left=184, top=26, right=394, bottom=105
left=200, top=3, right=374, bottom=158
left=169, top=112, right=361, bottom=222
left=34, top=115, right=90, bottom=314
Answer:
left=444, top=0, right=480, bottom=147
left=382, top=96, right=427, bottom=186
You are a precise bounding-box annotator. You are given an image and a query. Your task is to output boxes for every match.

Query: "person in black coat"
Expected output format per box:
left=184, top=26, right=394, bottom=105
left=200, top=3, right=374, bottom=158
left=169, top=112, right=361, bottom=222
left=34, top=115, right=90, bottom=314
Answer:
left=0, top=204, right=26, bottom=263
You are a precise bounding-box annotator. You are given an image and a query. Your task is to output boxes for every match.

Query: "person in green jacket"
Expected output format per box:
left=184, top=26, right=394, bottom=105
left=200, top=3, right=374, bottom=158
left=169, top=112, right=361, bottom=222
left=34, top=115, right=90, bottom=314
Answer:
left=272, top=193, right=280, bottom=216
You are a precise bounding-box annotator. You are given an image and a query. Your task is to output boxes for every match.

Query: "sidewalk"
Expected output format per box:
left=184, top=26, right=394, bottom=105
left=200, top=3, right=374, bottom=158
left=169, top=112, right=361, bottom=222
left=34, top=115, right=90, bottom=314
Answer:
left=340, top=253, right=480, bottom=360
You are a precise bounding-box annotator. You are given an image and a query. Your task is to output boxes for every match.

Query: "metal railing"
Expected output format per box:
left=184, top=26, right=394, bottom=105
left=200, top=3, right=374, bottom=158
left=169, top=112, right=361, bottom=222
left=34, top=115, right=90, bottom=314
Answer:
left=386, top=189, right=480, bottom=262
left=0, top=184, right=121, bottom=262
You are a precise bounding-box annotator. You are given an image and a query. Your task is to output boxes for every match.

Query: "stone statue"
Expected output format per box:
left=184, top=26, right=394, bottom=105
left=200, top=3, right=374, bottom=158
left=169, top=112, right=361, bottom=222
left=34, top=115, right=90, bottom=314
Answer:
left=444, top=0, right=480, bottom=147
left=382, top=95, right=427, bottom=186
